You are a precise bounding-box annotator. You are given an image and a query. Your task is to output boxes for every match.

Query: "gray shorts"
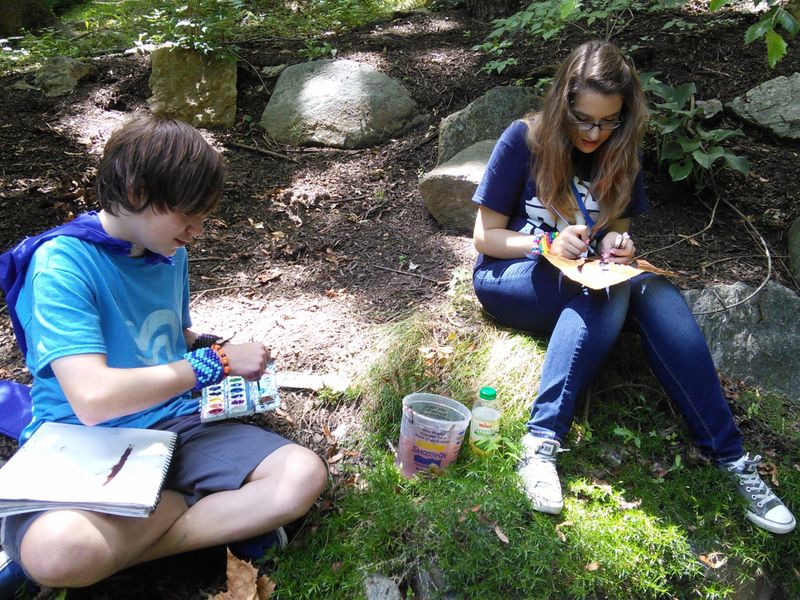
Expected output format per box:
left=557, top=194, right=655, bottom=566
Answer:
left=0, top=414, right=292, bottom=572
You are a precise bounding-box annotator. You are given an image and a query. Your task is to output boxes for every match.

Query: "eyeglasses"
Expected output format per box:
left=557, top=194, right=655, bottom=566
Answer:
left=569, top=113, right=623, bottom=132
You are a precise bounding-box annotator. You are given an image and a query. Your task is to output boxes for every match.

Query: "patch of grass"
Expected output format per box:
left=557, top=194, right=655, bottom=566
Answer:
left=0, top=0, right=428, bottom=74
left=272, top=268, right=800, bottom=599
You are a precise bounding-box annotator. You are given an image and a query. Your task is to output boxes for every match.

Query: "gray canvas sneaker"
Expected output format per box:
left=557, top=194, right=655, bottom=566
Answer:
left=719, top=454, right=796, bottom=534
left=518, top=435, right=565, bottom=514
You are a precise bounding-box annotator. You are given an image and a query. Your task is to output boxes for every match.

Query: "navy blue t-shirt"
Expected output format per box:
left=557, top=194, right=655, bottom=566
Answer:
left=472, top=120, right=647, bottom=268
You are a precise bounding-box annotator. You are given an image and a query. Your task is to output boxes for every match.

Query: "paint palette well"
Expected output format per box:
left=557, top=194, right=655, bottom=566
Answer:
left=200, top=360, right=280, bottom=422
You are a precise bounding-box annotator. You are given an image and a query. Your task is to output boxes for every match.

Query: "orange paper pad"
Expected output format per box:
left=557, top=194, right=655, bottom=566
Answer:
left=543, top=254, right=672, bottom=290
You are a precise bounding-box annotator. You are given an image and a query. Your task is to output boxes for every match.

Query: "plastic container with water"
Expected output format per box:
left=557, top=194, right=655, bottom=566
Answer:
left=396, top=393, right=472, bottom=478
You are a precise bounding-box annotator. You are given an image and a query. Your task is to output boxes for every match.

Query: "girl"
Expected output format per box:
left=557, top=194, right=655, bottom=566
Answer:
left=471, top=40, right=794, bottom=534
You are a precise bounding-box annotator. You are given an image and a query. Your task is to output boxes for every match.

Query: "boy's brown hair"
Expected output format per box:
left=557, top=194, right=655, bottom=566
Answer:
left=96, top=115, right=226, bottom=216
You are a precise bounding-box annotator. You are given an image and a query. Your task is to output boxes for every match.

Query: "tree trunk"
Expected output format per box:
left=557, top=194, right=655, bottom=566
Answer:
left=464, top=0, right=523, bottom=22
left=0, top=0, right=57, bottom=37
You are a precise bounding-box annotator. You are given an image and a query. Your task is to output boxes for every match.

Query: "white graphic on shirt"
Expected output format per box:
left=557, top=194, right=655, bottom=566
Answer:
left=129, top=310, right=182, bottom=365
left=522, top=177, right=600, bottom=232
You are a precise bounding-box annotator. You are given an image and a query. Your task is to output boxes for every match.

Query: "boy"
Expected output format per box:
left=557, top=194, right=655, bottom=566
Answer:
left=0, top=115, right=327, bottom=595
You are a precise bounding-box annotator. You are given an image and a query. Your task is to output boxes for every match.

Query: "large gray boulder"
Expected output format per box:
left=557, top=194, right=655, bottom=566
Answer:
left=420, top=140, right=495, bottom=232
left=148, top=47, right=237, bottom=128
left=683, top=281, right=800, bottom=403
left=34, top=56, right=98, bottom=97
left=728, top=73, right=800, bottom=140
left=789, top=218, right=800, bottom=283
left=260, top=59, right=423, bottom=149
left=437, top=86, right=540, bottom=165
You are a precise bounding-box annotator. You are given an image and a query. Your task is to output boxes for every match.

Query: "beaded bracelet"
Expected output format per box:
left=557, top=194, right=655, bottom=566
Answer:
left=184, top=345, right=230, bottom=392
left=190, top=333, right=223, bottom=351
left=526, top=231, right=559, bottom=258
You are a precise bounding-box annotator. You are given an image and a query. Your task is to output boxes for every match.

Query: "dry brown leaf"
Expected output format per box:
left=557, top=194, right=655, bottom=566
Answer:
left=699, top=552, right=728, bottom=569
left=554, top=521, right=573, bottom=543
left=494, top=524, right=509, bottom=544
left=758, top=461, right=779, bottom=487
left=327, top=451, right=344, bottom=464
left=331, top=561, right=343, bottom=572
left=211, top=550, right=259, bottom=600
left=321, top=423, right=335, bottom=443
left=584, top=561, right=600, bottom=572
left=256, top=576, right=276, bottom=600
left=275, top=408, right=295, bottom=424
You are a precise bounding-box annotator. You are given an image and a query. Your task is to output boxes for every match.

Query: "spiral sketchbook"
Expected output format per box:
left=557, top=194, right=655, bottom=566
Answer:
left=0, top=422, right=177, bottom=518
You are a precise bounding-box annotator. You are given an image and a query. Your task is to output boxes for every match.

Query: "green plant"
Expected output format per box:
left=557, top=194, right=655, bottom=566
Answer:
left=472, top=0, right=684, bottom=74
left=641, top=73, right=749, bottom=189
left=298, top=39, right=338, bottom=60
left=613, top=425, right=642, bottom=448
left=710, top=0, right=799, bottom=67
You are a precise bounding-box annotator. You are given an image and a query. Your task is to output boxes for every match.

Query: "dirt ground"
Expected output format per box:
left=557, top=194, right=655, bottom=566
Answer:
left=0, top=4, right=799, bottom=598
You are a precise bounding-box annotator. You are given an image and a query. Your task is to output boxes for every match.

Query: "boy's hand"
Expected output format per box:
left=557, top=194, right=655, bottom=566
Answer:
left=222, top=342, right=271, bottom=381
left=550, top=225, right=592, bottom=259
left=598, top=231, right=635, bottom=264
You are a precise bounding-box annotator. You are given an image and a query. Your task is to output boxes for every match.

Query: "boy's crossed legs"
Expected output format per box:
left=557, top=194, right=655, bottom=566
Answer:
left=16, top=442, right=326, bottom=588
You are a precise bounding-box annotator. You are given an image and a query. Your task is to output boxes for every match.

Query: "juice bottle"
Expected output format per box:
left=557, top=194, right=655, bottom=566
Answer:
left=469, top=386, right=501, bottom=455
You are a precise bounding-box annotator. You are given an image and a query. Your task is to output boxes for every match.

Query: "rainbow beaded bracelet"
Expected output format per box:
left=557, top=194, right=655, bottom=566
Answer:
left=184, top=344, right=231, bottom=392
left=526, top=231, right=559, bottom=258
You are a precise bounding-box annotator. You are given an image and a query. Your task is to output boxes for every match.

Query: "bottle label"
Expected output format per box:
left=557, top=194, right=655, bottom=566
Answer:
left=469, top=405, right=500, bottom=454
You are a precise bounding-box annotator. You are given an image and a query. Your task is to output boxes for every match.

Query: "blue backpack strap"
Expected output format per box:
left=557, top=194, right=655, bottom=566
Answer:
left=0, top=381, right=32, bottom=441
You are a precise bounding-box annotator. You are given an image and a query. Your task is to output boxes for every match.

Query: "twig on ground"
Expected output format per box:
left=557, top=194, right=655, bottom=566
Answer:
left=224, top=141, right=295, bottom=162
left=372, top=264, right=443, bottom=285
left=691, top=186, right=772, bottom=315
left=190, top=284, right=258, bottom=305
left=226, top=47, right=270, bottom=93
left=636, top=195, right=720, bottom=261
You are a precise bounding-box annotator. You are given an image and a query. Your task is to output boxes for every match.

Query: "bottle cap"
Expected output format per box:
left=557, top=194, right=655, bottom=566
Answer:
left=479, top=386, right=497, bottom=401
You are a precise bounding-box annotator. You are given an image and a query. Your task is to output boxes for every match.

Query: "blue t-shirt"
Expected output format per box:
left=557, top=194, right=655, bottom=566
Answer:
left=472, top=120, right=647, bottom=267
left=16, top=237, right=197, bottom=442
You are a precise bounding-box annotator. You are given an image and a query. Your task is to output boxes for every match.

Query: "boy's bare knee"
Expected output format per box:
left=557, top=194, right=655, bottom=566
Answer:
left=22, top=529, right=114, bottom=588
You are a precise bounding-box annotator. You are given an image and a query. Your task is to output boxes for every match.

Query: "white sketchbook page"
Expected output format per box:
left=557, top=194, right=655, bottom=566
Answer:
left=0, top=422, right=175, bottom=508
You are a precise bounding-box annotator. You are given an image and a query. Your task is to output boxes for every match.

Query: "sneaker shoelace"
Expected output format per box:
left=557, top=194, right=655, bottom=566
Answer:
left=733, top=455, right=777, bottom=509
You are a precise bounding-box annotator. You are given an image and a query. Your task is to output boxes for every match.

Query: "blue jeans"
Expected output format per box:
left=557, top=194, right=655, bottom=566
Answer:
left=473, top=256, right=743, bottom=463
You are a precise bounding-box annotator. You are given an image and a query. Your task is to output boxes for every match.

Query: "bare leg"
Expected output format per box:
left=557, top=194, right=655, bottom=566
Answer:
left=19, top=444, right=327, bottom=588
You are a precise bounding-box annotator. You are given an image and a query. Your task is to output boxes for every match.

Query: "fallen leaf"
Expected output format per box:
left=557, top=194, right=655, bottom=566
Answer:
left=494, top=524, right=509, bottom=544
left=699, top=552, right=728, bottom=569
left=322, top=424, right=335, bottom=443
left=256, top=576, right=276, bottom=599
left=275, top=408, right=295, bottom=424
left=554, top=520, right=573, bottom=542
left=584, top=561, right=600, bottom=571
left=331, top=561, right=343, bottom=572
left=757, top=461, right=779, bottom=487
left=327, top=451, right=344, bottom=464
left=211, top=549, right=259, bottom=600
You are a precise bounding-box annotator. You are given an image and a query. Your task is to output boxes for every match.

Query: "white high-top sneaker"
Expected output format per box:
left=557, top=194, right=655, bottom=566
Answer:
left=518, top=435, right=566, bottom=515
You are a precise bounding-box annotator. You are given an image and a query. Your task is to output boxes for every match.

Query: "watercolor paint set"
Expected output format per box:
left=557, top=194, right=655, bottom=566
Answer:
left=200, top=360, right=280, bottom=422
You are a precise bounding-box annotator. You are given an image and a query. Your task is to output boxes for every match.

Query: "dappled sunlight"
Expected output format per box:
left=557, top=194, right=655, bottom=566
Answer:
left=482, top=332, right=545, bottom=414
left=562, top=477, right=701, bottom=592
left=189, top=286, right=378, bottom=380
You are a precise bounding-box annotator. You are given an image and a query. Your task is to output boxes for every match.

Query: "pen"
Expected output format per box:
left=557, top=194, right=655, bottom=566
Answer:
left=550, top=207, right=596, bottom=255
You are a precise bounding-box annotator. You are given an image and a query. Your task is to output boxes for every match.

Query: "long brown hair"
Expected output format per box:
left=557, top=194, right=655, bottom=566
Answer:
left=526, top=40, right=648, bottom=232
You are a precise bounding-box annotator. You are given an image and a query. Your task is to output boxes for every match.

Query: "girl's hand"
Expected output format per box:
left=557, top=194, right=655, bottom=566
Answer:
left=550, top=225, right=592, bottom=259
left=598, top=231, right=636, bottom=265
left=221, top=342, right=271, bottom=381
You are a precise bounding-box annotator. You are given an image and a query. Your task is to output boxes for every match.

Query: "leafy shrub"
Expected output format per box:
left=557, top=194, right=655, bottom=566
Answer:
left=472, top=0, right=684, bottom=74
left=710, top=0, right=799, bottom=67
left=642, top=73, right=749, bottom=189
